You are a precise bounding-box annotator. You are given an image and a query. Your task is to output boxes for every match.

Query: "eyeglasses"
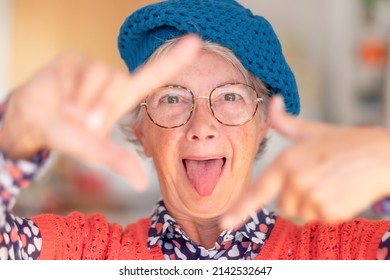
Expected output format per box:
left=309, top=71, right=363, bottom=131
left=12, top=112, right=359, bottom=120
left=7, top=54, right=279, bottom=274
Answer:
left=140, top=83, right=263, bottom=128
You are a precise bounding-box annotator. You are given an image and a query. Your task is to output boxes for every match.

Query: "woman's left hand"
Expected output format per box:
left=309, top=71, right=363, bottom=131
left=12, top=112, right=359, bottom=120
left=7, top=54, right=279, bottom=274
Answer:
left=0, top=35, right=201, bottom=191
left=223, top=96, right=390, bottom=228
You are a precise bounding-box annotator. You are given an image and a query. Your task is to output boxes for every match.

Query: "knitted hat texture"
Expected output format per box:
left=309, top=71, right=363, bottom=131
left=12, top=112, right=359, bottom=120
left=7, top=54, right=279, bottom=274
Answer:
left=118, top=0, right=300, bottom=115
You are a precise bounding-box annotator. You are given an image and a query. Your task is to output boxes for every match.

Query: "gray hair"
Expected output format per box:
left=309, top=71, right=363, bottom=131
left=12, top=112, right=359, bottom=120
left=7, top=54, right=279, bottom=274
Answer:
left=119, top=38, right=271, bottom=158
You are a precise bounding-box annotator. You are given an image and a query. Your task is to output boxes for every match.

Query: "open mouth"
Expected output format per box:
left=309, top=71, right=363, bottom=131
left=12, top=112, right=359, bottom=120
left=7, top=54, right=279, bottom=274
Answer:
left=182, top=157, right=226, bottom=169
left=182, top=157, right=227, bottom=196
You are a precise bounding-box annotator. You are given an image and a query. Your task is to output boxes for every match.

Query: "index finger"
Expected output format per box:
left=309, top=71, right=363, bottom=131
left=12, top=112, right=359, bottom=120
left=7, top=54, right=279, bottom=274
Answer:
left=87, top=35, right=202, bottom=130
left=125, top=34, right=202, bottom=109
left=221, top=161, right=285, bottom=230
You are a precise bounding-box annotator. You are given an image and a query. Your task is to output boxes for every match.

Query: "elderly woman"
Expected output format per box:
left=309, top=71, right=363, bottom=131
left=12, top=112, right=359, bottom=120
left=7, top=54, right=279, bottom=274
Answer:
left=1, top=0, right=390, bottom=260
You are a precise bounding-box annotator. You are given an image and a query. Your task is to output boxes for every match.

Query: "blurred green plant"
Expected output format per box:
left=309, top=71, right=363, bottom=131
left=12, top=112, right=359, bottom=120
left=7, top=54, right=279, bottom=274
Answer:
left=360, top=0, right=389, bottom=20
left=361, top=0, right=389, bottom=10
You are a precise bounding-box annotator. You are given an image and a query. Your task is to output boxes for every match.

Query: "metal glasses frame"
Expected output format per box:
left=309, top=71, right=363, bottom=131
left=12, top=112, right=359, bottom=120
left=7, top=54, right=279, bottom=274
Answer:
left=140, top=83, right=263, bottom=129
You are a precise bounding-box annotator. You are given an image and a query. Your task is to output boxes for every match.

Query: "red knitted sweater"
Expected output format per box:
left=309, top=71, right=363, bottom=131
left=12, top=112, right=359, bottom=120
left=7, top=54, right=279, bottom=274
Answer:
left=32, top=212, right=390, bottom=260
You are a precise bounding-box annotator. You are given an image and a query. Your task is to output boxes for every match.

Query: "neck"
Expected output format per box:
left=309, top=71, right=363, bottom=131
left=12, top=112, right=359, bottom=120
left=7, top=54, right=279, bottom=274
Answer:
left=176, top=216, right=223, bottom=249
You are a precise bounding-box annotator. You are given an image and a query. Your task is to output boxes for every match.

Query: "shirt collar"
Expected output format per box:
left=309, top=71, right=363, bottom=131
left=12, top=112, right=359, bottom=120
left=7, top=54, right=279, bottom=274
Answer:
left=147, top=199, right=276, bottom=250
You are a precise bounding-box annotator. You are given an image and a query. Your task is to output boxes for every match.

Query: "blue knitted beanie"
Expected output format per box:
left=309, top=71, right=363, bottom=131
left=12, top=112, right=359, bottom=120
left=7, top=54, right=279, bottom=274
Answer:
left=118, top=0, right=300, bottom=115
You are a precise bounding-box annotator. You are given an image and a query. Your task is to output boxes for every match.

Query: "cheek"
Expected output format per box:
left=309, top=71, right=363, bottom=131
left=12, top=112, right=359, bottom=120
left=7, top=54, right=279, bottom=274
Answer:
left=236, top=122, right=264, bottom=156
left=144, top=127, right=181, bottom=159
left=138, top=113, right=175, bottom=157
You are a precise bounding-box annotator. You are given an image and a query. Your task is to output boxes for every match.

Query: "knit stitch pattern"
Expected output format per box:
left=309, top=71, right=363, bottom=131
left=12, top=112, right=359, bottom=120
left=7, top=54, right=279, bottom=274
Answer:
left=32, top=212, right=390, bottom=260
left=33, top=212, right=164, bottom=260
left=257, top=217, right=390, bottom=259
left=118, top=0, right=300, bottom=115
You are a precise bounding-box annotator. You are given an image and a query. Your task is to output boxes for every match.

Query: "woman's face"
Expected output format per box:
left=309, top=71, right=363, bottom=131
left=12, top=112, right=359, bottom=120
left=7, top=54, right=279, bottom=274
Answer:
left=134, top=50, right=269, bottom=221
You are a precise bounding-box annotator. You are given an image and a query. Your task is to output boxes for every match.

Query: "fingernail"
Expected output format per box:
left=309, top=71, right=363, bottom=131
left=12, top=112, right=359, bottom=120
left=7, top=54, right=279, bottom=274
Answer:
left=85, top=110, right=102, bottom=130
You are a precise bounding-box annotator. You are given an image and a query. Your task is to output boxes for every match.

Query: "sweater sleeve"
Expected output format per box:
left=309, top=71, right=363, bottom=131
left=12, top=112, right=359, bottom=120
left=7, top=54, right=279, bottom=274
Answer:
left=257, top=216, right=390, bottom=260
left=0, top=102, right=51, bottom=259
left=31, top=211, right=124, bottom=260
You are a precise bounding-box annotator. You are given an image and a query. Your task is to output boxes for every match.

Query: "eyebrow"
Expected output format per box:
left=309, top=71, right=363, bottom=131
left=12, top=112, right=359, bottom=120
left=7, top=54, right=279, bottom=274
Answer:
left=162, top=80, right=247, bottom=90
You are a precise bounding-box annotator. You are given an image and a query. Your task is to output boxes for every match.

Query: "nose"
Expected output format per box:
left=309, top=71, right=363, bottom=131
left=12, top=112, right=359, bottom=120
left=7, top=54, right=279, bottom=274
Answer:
left=186, top=96, right=219, bottom=141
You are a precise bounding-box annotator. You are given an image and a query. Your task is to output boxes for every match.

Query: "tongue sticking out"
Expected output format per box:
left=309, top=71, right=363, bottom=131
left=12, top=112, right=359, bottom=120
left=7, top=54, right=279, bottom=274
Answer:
left=185, top=159, right=224, bottom=196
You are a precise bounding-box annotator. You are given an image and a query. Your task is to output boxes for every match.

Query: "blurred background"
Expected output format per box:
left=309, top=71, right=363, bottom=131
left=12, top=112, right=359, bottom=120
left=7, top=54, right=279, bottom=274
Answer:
left=0, top=0, right=389, bottom=225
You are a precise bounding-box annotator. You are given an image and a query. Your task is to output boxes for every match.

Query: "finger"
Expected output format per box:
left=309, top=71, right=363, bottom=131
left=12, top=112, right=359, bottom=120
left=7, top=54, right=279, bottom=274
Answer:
left=277, top=160, right=326, bottom=219
left=79, top=69, right=130, bottom=134
left=68, top=61, right=112, bottom=109
left=87, top=34, right=202, bottom=130
left=307, top=167, right=383, bottom=223
left=48, top=124, right=148, bottom=191
left=309, top=185, right=352, bottom=224
left=125, top=34, right=202, bottom=107
left=298, top=200, right=320, bottom=223
left=270, top=95, right=320, bottom=142
left=82, top=35, right=201, bottom=131
left=277, top=182, right=299, bottom=217
left=221, top=162, right=285, bottom=229
left=52, top=53, right=87, bottom=99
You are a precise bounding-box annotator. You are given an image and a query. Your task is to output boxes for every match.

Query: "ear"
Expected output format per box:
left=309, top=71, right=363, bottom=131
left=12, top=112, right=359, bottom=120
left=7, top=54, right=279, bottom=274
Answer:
left=132, top=123, right=152, bottom=158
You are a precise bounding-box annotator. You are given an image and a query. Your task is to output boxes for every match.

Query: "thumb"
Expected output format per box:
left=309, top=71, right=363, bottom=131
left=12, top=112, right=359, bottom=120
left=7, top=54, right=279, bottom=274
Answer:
left=269, top=95, right=306, bottom=141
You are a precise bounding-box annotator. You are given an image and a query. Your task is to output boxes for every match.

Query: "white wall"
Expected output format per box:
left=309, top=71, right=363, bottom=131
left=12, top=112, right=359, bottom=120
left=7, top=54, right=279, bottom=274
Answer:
left=0, top=0, right=11, bottom=99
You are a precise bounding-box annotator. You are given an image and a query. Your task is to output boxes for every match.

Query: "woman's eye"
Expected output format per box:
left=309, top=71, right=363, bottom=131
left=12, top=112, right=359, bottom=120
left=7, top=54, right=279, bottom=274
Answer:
left=224, top=93, right=241, bottom=102
left=161, top=95, right=180, bottom=104
left=168, top=95, right=179, bottom=104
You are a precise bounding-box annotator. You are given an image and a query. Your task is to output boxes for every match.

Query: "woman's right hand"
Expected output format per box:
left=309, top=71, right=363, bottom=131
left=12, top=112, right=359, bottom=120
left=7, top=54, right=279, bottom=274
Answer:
left=223, top=96, right=390, bottom=228
left=0, top=35, right=201, bottom=190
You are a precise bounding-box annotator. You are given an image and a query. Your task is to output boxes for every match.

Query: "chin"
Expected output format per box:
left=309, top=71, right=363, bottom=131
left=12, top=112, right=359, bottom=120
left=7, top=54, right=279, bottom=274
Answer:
left=179, top=182, right=239, bottom=218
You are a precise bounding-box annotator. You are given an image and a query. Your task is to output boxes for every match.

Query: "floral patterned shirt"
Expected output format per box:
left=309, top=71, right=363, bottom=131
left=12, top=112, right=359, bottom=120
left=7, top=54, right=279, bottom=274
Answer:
left=147, top=199, right=276, bottom=260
